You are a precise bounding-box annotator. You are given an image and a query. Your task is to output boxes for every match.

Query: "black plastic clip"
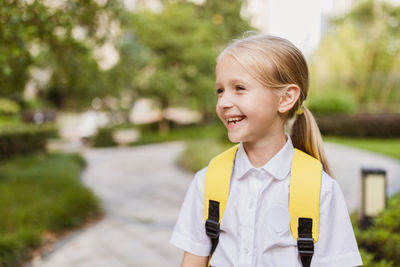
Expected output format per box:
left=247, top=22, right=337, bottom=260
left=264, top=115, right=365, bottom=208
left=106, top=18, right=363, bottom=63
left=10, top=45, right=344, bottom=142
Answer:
left=297, top=237, right=314, bottom=256
left=205, top=219, right=220, bottom=239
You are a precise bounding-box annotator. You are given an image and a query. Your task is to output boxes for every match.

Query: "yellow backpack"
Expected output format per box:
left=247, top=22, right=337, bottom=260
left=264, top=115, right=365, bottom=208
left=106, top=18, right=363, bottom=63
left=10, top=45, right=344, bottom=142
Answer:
left=204, top=145, right=322, bottom=267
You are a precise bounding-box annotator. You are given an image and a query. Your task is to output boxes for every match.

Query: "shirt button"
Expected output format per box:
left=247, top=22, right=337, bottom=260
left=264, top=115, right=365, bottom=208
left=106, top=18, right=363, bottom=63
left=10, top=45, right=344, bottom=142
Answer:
left=244, top=247, right=250, bottom=254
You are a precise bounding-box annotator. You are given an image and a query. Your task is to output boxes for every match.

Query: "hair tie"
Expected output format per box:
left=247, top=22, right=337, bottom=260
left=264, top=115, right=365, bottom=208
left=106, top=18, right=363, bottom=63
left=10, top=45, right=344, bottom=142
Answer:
left=296, top=106, right=304, bottom=115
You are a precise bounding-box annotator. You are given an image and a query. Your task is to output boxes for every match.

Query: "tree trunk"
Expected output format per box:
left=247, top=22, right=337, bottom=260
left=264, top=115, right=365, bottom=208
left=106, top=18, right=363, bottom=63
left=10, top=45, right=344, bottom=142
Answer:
left=158, top=97, right=170, bottom=134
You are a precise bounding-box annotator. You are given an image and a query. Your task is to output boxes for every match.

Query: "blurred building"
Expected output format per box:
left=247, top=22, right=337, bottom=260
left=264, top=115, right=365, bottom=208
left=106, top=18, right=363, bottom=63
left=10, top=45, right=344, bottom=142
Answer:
left=244, top=0, right=357, bottom=56
left=245, top=0, right=400, bottom=56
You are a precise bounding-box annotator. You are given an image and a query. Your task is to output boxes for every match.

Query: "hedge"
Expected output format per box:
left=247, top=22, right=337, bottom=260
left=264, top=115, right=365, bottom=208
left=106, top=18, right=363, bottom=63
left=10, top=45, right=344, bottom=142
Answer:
left=92, top=126, right=117, bottom=147
left=354, top=192, right=400, bottom=265
left=308, top=89, right=357, bottom=115
left=316, top=113, right=400, bottom=137
left=0, top=124, right=56, bottom=159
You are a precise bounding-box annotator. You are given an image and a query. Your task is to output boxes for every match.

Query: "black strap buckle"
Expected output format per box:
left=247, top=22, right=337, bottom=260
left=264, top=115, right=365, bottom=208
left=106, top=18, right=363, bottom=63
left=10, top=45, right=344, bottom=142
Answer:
left=297, top=237, right=314, bottom=256
left=205, top=219, right=220, bottom=239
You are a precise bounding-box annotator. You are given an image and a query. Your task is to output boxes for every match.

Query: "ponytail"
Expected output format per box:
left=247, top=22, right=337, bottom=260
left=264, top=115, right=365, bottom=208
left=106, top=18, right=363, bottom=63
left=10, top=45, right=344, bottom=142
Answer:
left=291, top=107, right=332, bottom=177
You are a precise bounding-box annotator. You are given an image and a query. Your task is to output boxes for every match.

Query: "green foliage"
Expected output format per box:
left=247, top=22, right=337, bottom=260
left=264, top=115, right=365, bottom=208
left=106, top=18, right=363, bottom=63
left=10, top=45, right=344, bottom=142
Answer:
left=0, top=123, right=56, bottom=159
left=38, top=41, right=106, bottom=108
left=308, top=89, right=357, bottom=115
left=0, top=0, right=123, bottom=107
left=178, top=138, right=232, bottom=173
left=0, top=98, right=20, bottom=116
left=353, top=192, right=400, bottom=265
left=1, top=0, right=251, bottom=112
left=131, top=2, right=217, bottom=111
left=201, top=0, right=252, bottom=44
left=129, top=0, right=252, bottom=128
left=92, top=126, right=117, bottom=147
left=0, top=153, right=101, bottom=266
left=68, top=153, right=87, bottom=169
left=21, top=98, right=50, bottom=110
left=310, top=0, right=400, bottom=111
left=359, top=248, right=395, bottom=267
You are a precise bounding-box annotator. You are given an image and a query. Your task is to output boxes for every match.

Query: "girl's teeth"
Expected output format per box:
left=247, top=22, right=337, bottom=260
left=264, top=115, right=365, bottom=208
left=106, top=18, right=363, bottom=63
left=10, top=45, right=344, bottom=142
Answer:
left=228, top=118, right=241, bottom=122
left=227, top=117, right=244, bottom=124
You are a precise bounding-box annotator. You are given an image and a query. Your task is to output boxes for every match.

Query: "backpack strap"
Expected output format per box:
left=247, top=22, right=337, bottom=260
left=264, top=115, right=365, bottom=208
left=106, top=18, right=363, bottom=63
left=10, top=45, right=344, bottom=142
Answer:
left=289, top=148, right=322, bottom=267
left=204, top=145, right=238, bottom=261
left=204, top=146, right=322, bottom=267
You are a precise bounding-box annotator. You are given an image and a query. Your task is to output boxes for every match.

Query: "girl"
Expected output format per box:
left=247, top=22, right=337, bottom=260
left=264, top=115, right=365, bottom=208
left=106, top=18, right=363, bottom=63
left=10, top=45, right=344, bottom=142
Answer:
left=170, top=34, right=362, bottom=267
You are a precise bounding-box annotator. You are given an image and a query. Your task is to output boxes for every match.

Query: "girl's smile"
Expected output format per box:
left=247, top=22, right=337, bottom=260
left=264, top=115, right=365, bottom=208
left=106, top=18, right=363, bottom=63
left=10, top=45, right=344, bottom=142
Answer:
left=224, top=114, right=247, bottom=128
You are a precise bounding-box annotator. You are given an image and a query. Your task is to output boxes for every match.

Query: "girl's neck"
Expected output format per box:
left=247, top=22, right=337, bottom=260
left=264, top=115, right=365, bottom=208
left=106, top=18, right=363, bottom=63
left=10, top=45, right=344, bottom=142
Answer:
left=242, top=133, right=287, bottom=168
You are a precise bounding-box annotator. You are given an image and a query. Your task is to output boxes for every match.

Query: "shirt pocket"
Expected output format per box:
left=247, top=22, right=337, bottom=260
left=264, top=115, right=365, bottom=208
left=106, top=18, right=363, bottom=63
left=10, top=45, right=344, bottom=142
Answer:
left=265, top=205, right=295, bottom=246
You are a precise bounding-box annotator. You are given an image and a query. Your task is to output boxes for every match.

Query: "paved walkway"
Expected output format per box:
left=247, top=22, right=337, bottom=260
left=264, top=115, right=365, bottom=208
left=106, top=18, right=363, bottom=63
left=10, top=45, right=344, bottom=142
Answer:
left=325, top=143, right=400, bottom=212
left=27, top=141, right=400, bottom=267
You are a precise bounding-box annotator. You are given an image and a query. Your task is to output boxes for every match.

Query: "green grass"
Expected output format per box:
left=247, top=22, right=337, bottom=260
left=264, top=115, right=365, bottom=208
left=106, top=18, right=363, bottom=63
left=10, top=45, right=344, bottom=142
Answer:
left=324, top=136, right=400, bottom=160
left=0, top=153, right=101, bottom=266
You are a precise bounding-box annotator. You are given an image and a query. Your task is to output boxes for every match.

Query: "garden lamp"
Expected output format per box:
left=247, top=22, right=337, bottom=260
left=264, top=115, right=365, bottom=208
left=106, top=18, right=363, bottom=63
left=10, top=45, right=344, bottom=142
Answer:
left=359, top=168, right=387, bottom=229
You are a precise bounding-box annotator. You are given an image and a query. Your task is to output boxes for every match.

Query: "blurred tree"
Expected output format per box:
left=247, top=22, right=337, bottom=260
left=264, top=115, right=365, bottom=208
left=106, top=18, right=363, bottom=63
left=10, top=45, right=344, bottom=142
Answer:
left=130, top=2, right=214, bottom=132
left=0, top=0, right=124, bottom=108
left=201, top=0, right=251, bottom=45
left=197, top=0, right=253, bottom=120
left=37, top=38, right=106, bottom=108
left=310, top=0, right=400, bottom=112
left=130, top=0, right=251, bottom=131
left=101, top=24, right=152, bottom=120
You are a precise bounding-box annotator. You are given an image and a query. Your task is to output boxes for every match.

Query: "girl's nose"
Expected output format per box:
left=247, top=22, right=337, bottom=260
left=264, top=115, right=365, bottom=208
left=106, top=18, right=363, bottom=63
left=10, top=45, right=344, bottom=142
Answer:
left=217, top=93, right=234, bottom=109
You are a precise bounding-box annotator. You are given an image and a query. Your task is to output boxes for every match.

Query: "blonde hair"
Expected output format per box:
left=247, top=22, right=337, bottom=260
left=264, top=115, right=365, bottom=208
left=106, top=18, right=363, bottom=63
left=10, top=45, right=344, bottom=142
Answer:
left=219, top=34, right=332, bottom=176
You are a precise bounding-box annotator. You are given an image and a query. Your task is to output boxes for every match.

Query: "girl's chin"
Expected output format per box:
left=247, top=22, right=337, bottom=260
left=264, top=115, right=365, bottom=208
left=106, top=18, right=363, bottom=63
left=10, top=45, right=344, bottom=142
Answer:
left=227, top=133, right=243, bottom=143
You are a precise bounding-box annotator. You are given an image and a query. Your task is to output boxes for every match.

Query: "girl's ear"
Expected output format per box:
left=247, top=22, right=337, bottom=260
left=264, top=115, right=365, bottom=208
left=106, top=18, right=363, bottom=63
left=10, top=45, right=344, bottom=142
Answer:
left=278, top=84, right=301, bottom=113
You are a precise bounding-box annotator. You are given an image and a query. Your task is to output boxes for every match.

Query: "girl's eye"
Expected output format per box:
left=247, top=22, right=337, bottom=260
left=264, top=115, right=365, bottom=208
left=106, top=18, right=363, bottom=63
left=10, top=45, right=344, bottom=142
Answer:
left=216, top=88, right=224, bottom=94
left=236, top=85, right=245, bottom=91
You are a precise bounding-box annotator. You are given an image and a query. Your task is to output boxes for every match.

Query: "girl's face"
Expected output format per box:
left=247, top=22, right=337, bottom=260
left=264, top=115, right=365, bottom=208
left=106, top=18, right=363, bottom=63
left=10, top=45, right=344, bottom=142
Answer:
left=215, top=54, right=284, bottom=144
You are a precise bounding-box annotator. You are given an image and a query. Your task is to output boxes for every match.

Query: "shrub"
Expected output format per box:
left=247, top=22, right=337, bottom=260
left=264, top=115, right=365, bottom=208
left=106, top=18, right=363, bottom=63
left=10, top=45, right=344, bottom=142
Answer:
left=307, top=90, right=357, bottom=115
left=0, top=153, right=100, bottom=266
left=359, top=248, right=394, bottom=267
left=0, top=124, right=56, bottom=159
left=355, top=192, right=400, bottom=265
left=316, top=113, right=400, bottom=137
left=0, top=98, right=20, bottom=116
left=92, top=126, right=116, bottom=147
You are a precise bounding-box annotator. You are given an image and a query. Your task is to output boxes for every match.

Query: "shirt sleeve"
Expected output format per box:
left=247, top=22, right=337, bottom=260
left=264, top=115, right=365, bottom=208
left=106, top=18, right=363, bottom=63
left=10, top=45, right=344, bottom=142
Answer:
left=312, top=172, right=363, bottom=267
left=170, top=167, right=212, bottom=256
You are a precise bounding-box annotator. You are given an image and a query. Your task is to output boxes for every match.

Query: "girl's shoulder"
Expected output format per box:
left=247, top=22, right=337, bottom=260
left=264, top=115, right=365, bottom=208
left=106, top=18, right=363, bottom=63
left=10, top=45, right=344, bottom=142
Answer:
left=189, top=166, right=208, bottom=195
left=321, top=170, right=335, bottom=190
left=320, top=170, right=348, bottom=208
left=194, top=166, right=208, bottom=181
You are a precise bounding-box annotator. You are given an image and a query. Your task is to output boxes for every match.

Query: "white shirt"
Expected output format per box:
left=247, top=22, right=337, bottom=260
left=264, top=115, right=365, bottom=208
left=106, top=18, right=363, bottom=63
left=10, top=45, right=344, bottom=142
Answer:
left=170, top=136, right=363, bottom=267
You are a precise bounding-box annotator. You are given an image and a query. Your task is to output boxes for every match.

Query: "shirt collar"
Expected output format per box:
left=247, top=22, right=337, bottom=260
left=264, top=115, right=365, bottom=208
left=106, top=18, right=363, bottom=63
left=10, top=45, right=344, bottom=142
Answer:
left=234, top=135, right=294, bottom=181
